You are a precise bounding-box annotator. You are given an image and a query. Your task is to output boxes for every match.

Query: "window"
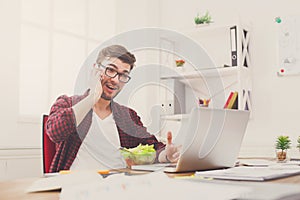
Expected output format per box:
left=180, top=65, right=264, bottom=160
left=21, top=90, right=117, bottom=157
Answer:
left=19, top=0, right=116, bottom=119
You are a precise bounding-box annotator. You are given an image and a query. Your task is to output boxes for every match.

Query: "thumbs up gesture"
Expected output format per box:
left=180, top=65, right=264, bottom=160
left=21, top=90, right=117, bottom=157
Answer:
left=160, top=131, right=181, bottom=163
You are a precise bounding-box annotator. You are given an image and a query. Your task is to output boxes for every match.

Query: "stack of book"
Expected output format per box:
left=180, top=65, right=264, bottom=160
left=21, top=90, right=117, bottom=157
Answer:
left=224, top=91, right=238, bottom=109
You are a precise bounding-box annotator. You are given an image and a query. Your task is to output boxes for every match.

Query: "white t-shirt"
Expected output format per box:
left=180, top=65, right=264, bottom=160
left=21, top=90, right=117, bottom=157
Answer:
left=70, top=112, right=126, bottom=170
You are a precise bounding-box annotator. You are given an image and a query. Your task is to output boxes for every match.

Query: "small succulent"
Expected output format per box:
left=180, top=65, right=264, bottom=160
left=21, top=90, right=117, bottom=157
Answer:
left=275, top=135, right=291, bottom=161
left=275, top=135, right=291, bottom=151
left=194, top=11, right=212, bottom=25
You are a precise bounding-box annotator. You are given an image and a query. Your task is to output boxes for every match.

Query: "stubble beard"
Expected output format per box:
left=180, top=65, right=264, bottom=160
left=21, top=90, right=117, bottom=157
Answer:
left=101, top=90, right=120, bottom=101
left=100, top=79, right=122, bottom=101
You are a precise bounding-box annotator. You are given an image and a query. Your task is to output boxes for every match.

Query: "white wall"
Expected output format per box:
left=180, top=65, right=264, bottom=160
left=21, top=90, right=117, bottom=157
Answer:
left=0, top=0, right=41, bottom=181
left=0, top=0, right=20, bottom=147
left=158, top=0, right=300, bottom=158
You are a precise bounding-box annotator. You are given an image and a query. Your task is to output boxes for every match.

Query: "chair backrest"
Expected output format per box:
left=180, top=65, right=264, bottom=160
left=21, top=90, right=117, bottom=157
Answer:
left=42, top=114, right=56, bottom=173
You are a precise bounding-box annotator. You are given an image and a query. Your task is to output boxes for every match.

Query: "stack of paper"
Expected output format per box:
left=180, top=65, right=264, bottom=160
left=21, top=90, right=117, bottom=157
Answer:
left=238, top=159, right=274, bottom=166
left=59, top=172, right=251, bottom=200
left=196, top=166, right=300, bottom=181
left=26, top=171, right=103, bottom=193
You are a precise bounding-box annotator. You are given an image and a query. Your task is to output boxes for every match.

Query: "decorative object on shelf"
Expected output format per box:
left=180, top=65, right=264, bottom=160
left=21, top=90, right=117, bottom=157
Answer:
left=198, top=98, right=210, bottom=107
left=297, top=136, right=300, bottom=151
left=194, top=11, right=213, bottom=25
left=275, top=135, right=291, bottom=162
left=175, top=59, right=185, bottom=67
left=275, top=16, right=282, bottom=24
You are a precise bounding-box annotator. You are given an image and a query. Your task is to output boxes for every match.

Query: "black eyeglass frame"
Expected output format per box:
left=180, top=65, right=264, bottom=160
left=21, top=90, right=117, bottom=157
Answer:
left=97, top=63, right=131, bottom=83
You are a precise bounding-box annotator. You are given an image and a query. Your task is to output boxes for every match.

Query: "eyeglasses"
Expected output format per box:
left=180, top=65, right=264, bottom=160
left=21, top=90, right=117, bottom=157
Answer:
left=97, top=63, right=131, bottom=83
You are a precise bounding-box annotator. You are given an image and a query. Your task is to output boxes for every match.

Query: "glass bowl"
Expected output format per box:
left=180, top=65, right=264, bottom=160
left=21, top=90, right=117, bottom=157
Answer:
left=121, top=150, right=156, bottom=166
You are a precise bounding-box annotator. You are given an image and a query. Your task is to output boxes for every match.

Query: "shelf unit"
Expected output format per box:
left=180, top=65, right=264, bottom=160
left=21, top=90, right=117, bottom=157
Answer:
left=158, top=23, right=252, bottom=119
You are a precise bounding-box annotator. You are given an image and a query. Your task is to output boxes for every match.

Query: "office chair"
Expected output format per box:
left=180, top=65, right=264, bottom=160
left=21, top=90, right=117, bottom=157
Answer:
left=42, top=114, right=56, bottom=173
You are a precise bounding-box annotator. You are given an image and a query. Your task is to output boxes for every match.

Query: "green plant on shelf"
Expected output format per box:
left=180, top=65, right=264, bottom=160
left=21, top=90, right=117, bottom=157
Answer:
left=297, top=136, right=300, bottom=151
left=275, top=135, right=291, bottom=161
left=194, top=11, right=212, bottom=25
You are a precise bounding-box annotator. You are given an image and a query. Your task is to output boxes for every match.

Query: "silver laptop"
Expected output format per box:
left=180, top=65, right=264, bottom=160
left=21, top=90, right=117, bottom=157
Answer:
left=164, top=107, right=250, bottom=173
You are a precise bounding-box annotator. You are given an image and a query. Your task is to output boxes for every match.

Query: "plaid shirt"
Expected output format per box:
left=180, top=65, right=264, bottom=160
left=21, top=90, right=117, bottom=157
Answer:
left=46, top=92, right=166, bottom=173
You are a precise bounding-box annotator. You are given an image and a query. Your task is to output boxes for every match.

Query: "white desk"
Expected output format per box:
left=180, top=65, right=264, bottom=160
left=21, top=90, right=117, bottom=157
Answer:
left=1, top=164, right=300, bottom=200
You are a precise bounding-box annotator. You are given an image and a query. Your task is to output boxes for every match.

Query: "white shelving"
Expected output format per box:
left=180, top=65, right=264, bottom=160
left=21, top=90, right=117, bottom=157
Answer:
left=160, top=114, right=189, bottom=121
left=161, top=66, right=241, bottom=80
left=159, top=23, right=252, bottom=118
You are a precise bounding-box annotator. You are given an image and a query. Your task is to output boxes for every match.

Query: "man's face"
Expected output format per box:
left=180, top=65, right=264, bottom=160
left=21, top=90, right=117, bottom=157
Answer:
left=100, top=57, right=131, bottom=101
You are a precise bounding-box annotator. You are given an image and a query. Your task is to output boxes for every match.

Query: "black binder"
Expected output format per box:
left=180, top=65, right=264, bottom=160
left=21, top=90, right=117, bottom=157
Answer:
left=230, top=26, right=238, bottom=66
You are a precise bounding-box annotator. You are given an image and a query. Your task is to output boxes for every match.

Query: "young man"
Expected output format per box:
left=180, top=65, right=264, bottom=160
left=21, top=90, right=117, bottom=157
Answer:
left=46, top=45, right=180, bottom=172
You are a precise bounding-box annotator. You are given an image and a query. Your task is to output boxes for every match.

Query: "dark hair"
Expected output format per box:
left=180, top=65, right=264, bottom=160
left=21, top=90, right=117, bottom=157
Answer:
left=96, top=45, right=136, bottom=69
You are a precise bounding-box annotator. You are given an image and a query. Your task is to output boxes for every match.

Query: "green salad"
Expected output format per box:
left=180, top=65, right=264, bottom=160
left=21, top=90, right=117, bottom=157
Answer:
left=120, top=144, right=156, bottom=165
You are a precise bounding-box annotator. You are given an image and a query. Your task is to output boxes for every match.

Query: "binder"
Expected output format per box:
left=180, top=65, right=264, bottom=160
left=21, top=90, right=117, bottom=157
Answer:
left=231, top=93, right=238, bottom=109
left=224, top=92, right=234, bottom=108
left=227, top=92, right=238, bottom=109
left=230, top=26, right=238, bottom=66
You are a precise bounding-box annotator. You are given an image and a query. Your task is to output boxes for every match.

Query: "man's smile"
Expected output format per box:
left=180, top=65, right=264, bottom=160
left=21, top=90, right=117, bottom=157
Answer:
left=104, top=83, right=119, bottom=93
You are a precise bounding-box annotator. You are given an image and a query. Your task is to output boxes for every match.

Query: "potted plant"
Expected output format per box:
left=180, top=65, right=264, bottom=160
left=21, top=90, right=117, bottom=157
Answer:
left=175, top=59, right=185, bottom=67
left=275, top=135, right=291, bottom=162
left=194, top=11, right=213, bottom=25
left=297, top=136, right=300, bottom=151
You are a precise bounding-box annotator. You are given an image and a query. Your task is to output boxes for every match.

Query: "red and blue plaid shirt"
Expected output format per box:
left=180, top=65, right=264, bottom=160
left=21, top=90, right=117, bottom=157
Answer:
left=46, top=92, right=165, bottom=172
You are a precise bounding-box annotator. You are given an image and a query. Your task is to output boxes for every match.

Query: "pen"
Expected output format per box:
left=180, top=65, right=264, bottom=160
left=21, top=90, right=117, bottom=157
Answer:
left=97, top=169, right=110, bottom=175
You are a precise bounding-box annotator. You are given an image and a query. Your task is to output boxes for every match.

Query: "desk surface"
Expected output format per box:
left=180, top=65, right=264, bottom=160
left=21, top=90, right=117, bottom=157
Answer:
left=1, top=172, right=300, bottom=200
left=0, top=178, right=59, bottom=200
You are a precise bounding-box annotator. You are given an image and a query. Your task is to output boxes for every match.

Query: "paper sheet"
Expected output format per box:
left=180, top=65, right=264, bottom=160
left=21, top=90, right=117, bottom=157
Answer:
left=196, top=166, right=300, bottom=181
left=239, top=159, right=273, bottom=166
left=60, top=172, right=251, bottom=200
left=26, top=171, right=103, bottom=193
left=239, top=158, right=300, bottom=167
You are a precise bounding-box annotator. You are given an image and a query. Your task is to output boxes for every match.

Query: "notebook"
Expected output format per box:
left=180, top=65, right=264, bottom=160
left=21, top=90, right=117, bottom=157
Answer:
left=164, top=107, right=250, bottom=173
left=195, top=166, right=300, bottom=181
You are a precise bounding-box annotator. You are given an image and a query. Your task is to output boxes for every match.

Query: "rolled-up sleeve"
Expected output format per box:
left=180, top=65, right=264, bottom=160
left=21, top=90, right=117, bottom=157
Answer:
left=46, top=95, right=77, bottom=143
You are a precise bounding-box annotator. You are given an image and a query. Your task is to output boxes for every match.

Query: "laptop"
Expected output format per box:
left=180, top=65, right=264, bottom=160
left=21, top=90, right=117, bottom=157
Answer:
left=164, top=107, right=250, bottom=173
